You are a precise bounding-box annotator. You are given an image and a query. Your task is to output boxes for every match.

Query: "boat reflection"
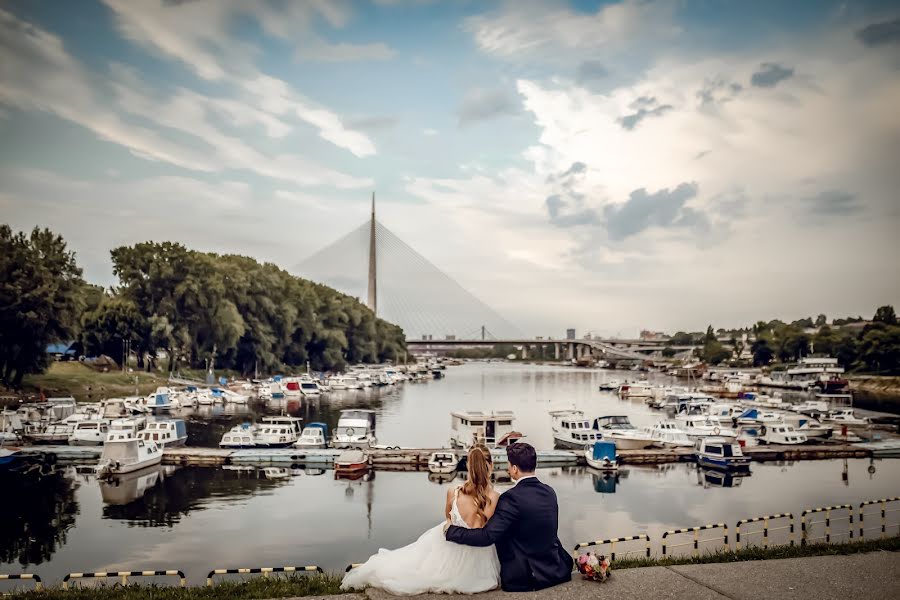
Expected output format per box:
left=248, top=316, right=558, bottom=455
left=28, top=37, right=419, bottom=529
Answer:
left=99, top=464, right=178, bottom=505
left=592, top=471, right=619, bottom=493
left=696, top=467, right=750, bottom=488
left=428, top=471, right=458, bottom=485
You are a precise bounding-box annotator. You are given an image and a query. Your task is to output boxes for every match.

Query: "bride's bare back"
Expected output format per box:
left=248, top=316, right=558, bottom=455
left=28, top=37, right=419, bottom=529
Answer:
left=445, top=486, right=500, bottom=528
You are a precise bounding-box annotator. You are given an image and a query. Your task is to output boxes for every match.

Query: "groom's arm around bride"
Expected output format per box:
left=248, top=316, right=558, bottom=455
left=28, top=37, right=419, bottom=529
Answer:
left=445, top=443, right=574, bottom=592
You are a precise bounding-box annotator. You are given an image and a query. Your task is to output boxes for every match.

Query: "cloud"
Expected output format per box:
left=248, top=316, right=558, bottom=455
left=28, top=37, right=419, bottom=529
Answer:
left=576, top=60, right=608, bottom=83
left=102, top=0, right=377, bottom=157
left=697, top=78, right=742, bottom=107
left=457, top=87, right=520, bottom=126
left=618, top=97, right=673, bottom=130
left=295, top=40, right=396, bottom=63
left=807, top=189, right=863, bottom=216
left=603, top=182, right=703, bottom=240
left=750, top=62, right=795, bottom=88
left=855, top=17, right=900, bottom=47
left=346, top=115, right=398, bottom=132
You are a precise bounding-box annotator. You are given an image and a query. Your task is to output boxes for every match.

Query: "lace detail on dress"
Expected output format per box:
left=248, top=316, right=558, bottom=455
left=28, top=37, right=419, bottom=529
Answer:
left=450, top=486, right=471, bottom=529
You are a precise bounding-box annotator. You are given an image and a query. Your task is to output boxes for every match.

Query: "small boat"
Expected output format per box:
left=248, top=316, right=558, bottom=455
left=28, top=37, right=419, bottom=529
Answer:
left=591, top=416, right=654, bottom=450
left=823, top=409, right=869, bottom=426
left=293, top=423, right=329, bottom=449
left=23, top=422, right=72, bottom=445
left=145, top=387, right=174, bottom=412
left=759, top=423, right=807, bottom=445
left=694, top=437, right=751, bottom=470
left=427, top=452, right=458, bottom=474
left=553, top=416, right=603, bottom=449
left=106, top=417, right=147, bottom=442
left=598, top=380, right=619, bottom=391
left=584, top=441, right=618, bottom=471
left=0, top=447, right=23, bottom=468
left=255, top=416, right=303, bottom=447
left=219, top=423, right=257, bottom=448
left=218, top=388, right=250, bottom=404
left=137, top=419, right=188, bottom=447
left=299, top=380, right=321, bottom=396
left=617, top=382, right=653, bottom=398
left=735, top=408, right=784, bottom=426
left=335, top=449, right=370, bottom=477
left=645, top=422, right=694, bottom=448
left=334, top=409, right=378, bottom=449
left=69, top=420, right=110, bottom=446
left=96, top=432, right=162, bottom=476
left=675, top=416, right=737, bottom=440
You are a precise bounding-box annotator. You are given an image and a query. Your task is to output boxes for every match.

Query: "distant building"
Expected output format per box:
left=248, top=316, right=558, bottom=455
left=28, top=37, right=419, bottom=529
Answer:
left=566, top=328, right=576, bottom=340
left=445, top=335, right=456, bottom=341
left=640, top=330, right=668, bottom=341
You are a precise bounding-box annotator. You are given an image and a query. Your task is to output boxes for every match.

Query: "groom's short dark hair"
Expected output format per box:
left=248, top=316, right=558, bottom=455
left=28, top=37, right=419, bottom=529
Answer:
left=507, top=442, right=536, bottom=472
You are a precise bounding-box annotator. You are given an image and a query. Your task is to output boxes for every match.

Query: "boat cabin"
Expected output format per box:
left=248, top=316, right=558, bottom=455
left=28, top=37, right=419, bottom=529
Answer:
left=450, top=410, right=517, bottom=448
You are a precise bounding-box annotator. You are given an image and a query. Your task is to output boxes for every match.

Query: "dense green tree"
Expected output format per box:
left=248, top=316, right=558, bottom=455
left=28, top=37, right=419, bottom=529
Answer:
left=0, top=226, right=85, bottom=387
left=661, top=346, right=677, bottom=358
left=752, top=338, right=774, bottom=366
left=670, top=331, right=694, bottom=346
left=700, top=339, right=731, bottom=365
left=815, top=314, right=827, bottom=327
left=873, top=305, right=897, bottom=326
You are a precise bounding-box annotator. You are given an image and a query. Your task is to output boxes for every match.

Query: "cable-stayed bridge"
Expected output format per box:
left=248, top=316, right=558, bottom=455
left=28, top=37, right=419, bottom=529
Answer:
left=295, top=196, right=669, bottom=361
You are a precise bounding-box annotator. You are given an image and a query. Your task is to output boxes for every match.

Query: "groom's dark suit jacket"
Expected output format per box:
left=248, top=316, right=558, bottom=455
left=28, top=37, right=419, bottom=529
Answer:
left=445, top=477, right=573, bottom=592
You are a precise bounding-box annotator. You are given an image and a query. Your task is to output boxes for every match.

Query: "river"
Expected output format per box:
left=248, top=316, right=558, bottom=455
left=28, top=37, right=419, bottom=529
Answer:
left=2, top=363, right=898, bottom=587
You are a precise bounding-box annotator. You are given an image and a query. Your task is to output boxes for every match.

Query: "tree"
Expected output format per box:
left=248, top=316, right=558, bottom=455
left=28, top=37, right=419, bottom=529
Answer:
left=815, top=314, right=827, bottom=327
left=873, top=305, right=897, bottom=326
left=661, top=346, right=677, bottom=358
left=752, top=338, right=774, bottom=366
left=700, top=339, right=731, bottom=365
left=0, top=225, right=84, bottom=388
left=670, top=331, right=693, bottom=346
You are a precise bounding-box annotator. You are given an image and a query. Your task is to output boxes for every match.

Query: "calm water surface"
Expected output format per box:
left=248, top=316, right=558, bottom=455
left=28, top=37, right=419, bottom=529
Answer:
left=3, top=363, right=899, bottom=587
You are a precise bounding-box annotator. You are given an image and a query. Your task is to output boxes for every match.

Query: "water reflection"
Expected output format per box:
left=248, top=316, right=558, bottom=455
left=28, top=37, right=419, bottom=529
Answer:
left=0, top=466, right=78, bottom=566
left=697, top=468, right=748, bottom=488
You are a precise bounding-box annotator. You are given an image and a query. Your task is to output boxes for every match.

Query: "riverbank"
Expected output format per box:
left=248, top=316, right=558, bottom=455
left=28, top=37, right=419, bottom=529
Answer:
left=850, top=375, right=900, bottom=405
left=5, top=538, right=898, bottom=599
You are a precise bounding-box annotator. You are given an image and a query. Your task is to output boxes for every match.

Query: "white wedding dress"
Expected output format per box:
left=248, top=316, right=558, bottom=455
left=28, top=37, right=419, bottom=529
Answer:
left=341, top=487, right=501, bottom=595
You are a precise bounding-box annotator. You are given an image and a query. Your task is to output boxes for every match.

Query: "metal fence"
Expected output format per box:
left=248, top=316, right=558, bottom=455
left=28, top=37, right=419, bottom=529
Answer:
left=0, top=573, right=42, bottom=591
left=572, top=534, right=651, bottom=561
left=859, top=497, right=900, bottom=539
left=62, top=570, right=185, bottom=590
left=801, top=505, right=854, bottom=545
left=206, top=566, right=323, bottom=586
left=662, top=523, right=729, bottom=557
left=735, top=513, right=795, bottom=549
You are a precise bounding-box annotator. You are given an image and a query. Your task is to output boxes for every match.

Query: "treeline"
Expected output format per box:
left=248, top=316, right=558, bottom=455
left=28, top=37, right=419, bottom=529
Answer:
left=670, top=306, right=900, bottom=373
left=0, top=225, right=406, bottom=387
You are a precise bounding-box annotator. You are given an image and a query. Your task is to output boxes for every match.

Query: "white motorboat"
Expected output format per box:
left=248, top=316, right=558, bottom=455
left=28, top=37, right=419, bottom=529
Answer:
left=219, top=388, right=250, bottom=404
left=255, top=416, right=303, bottom=447
left=694, top=437, right=751, bottom=470
left=144, top=387, right=174, bottom=411
left=96, top=432, right=162, bottom=476
left=334, top=409, right=377, bottom=449
left=219, top=423, right=257, bottom=448
left=23, top=422, right=72, bottom=445
left=106, top=417, right=147, bottom=442
left=675, top=415, right=737, bottom=440
left=548, top=404, right=579, bottom=431
left=735, top=408, right=784, bottom=426
left=645, top=422, right=694, bottom=448
left=597, top=380, right=620, bottom=391
left=293, top=423, right=329, bottom=449
left=299, top=380, right=321, bottom=396
left=427, top=452, right=458, bottom=474
left=69, top=420, right=110, bottom=446
left=335, top=449, right=370, bottom=477
left=553, top=416, right=603, bottom=449
left=584, top=441, right=618, bottom=471
left=138, top=419, right=188, bottom=447
left=779, top=413, right=833, bottom=439
left=760, top=423, right=807, bottom=445
left=823, top=409, right=869, bottom=426
left=591, top=416, right=654, bottom=450
left=450, top=410, right=521, bottom=449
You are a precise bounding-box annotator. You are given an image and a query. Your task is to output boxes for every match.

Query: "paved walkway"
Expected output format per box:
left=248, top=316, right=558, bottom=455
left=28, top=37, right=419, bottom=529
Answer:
left=295, top=552, right=900, bottom=600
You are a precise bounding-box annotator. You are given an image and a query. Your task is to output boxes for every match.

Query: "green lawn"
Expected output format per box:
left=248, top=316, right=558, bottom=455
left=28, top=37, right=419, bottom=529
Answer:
left=16, top=362, right=169, bottom=402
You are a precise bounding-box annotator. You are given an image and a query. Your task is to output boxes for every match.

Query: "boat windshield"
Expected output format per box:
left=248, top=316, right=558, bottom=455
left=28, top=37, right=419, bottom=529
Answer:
left=340, top=411, right=372, bottom=420
left=599, top=416, right=633, bottom=429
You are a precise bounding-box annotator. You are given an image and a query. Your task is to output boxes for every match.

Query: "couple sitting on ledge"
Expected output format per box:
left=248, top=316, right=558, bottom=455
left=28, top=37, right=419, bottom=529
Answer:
left=341, top=442, right=574, bottom=595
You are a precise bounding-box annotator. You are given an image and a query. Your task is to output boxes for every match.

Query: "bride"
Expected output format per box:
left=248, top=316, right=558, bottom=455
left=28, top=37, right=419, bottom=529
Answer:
left=341, top=446, right=501, bottom=595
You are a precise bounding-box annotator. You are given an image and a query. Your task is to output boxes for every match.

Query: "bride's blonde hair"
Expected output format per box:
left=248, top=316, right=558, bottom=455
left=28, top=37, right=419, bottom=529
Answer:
left=462, top=446, right=493, bottom=525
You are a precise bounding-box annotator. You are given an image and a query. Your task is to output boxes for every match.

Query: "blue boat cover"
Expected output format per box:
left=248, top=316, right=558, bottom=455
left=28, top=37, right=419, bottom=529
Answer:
left=592, top=441, right=617, bottom=461
left=306, top=422, right=328, bottom=436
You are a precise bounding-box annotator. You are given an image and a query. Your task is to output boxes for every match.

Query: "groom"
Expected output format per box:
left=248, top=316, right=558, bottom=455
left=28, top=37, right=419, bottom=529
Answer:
left=445, top=443, right=574, bottom=592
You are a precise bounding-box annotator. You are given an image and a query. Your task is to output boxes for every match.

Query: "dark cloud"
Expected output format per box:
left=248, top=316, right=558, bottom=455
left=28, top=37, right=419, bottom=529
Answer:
left=808, top=190, right=863, bottom=216
left=457, top=87, right=520, bottom=126
left=697, top=78, right=742, bottom=106
left=750, top=62, right=794, bottom=88
left=856, top=17, right=900, bottom=47
left=576, top=60, right=608, bottom=83
left=618, top=96, right=672, bottom=130
left=561, top=161, right=586, bottom=177
left=604, top=182, right=704, bottom=240
left=545, top=162, right=601, bottom=227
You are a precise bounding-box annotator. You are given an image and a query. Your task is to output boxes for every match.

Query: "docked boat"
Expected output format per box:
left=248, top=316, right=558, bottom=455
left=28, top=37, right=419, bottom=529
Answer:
left=759, top=424, right=807, bottom=445
left=219, top=423, right=257, bottom=448
left=552, top=415, right=603, bottom=449
left=255, top=416, right=303, bottom=447
left=106, top=417, right=147, bottom=442
left=293, top=423, right=329, bottom=449
left=96, top=432, right=162, bottom=476
left=450, top=410, right=520, bottom=449
left=645, top=421, right=694, bottom=448
left=69, top=420, right=110, bottom=446
left=333, top=409, right=378, bottom=449
left=675, top=415, right=737, bottom=440
left=598, top=380, right=620, bottom=391
left=427, top=452, right=458, bottom=474
left=219, top=388, right=250, bottom=404
left=591, top=415, right=654, bottom=450
left=335, top=449, right=370, bottom=477
left=617, top=381, right=653, bottom=398
left=735, top=408, right=784, bottom=426
left=299, top=380, right=321, bottom=396
left=23, top=422, right=72, bottom=445
left=584, top=440, right=618, bottom=471
left=137, top=419, right=187, bottom=447
left=283, top=379, right=303, bottom=397
left=823, top=409, right=869, bottom=426
left=145, top=387, right=174, bottom=412
left=694, top=437, right=751, bottom=470
left=548, top=405, right=579, bottom=431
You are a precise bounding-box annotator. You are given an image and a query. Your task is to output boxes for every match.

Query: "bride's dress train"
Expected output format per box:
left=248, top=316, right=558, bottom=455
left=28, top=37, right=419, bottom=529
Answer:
left=340, top=488, right=500, bottom=595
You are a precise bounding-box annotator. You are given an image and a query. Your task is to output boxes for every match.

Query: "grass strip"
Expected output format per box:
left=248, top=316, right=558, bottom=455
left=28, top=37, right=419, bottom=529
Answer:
left=607, top=535, right=900, bottom=569
left=3, top=573, right=345, bottom=600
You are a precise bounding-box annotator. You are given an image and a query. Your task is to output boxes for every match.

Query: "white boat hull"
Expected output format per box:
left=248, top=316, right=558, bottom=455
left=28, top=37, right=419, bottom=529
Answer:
left=605, top=435, right=653, bottom=450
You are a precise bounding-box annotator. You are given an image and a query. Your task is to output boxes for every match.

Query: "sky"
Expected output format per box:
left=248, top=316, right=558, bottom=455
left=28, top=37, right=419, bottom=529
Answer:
left=1, top=0, right=899, bottom=338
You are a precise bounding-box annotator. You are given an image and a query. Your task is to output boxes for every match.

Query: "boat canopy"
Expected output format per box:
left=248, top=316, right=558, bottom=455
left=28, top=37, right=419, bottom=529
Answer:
left=591, top=441, right=617, bottom=462
left=304, top=422, right=328, bottom=436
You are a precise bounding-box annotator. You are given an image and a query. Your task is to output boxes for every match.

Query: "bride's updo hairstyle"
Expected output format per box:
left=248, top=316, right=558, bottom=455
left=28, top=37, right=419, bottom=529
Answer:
left=462, top=446, right=493, bottom=525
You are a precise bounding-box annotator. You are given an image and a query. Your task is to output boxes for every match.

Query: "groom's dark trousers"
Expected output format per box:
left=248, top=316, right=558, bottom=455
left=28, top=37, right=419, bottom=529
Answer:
left=445, top=478, right=573, bottom=592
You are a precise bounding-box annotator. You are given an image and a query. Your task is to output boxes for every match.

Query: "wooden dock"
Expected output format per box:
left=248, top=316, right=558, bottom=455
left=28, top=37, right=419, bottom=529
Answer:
left=17, top=443, right=872, bottom=469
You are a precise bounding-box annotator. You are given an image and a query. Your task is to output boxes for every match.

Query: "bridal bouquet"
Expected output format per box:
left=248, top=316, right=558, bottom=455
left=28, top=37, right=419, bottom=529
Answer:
left=576, top=552, right=611, bottom=582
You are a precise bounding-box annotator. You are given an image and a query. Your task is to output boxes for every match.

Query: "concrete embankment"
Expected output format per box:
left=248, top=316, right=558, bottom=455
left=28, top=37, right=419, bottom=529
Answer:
left=312, top=552, right=900, bottom=600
